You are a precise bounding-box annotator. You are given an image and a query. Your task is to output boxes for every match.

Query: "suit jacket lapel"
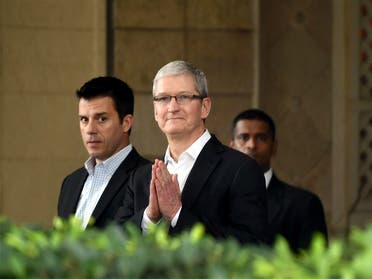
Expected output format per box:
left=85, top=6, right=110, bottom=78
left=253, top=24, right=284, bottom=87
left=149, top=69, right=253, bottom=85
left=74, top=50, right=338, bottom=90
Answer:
left=63, top=171, right=87, bottom=217
left=91, top=148, right=140, bottom=220
left=181, top=135, right=223, bottom=209
left=267, top=174, right=283, bottom=223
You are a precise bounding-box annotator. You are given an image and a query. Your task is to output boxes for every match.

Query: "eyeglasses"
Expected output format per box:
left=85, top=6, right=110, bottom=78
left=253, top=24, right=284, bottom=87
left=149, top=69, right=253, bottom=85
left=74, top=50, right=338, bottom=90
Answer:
left=153, top=94, right=204, bottom=105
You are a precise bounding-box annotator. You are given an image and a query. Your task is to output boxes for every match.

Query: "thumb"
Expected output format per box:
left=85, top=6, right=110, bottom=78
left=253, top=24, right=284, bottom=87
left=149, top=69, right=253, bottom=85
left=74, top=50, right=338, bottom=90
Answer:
left=172, top=173, right=178, bottom=183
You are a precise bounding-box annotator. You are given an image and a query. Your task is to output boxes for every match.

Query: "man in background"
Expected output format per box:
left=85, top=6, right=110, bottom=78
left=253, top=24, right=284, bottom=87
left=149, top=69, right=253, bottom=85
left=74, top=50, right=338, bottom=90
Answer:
left=58, top=76, right=149, bottom=229
left=230, top=108, right=328, bottom=252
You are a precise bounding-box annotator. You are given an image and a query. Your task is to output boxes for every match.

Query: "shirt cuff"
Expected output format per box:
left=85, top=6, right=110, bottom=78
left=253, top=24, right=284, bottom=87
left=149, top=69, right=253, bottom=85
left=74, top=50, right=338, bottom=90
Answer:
left=170, top=207, right=182, bottom=227
left=141, top=210, right=160, bottom=234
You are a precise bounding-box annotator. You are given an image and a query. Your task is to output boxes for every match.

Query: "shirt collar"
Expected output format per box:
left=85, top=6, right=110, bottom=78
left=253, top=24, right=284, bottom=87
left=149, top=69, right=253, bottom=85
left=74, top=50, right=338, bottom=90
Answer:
left=84, top=144, right=133, bottom=176
left=264, top=168, right=273, bottom=188
left=164, top=130, right=211, bottom=164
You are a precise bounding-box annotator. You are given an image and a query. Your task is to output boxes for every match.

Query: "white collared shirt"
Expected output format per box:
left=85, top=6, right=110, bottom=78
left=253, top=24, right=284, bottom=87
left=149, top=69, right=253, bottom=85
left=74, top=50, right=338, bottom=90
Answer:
left=141, top=130, right=211, bottom=232
left=75, top=144, right=133, bottom=229
left=264, top=168, right=273, bottom=189
left=164, top=130, right=211, bottom=192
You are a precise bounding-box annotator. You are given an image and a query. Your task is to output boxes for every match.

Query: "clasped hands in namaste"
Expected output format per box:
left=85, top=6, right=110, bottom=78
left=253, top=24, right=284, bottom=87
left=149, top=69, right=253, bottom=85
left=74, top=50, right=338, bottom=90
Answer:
left=145, top=159, right=182, bottom=223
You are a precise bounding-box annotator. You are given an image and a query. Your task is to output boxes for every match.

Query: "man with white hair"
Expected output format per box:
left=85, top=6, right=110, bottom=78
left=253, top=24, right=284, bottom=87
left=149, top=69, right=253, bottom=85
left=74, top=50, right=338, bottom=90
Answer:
left=116, top=61, right=269, bottom=244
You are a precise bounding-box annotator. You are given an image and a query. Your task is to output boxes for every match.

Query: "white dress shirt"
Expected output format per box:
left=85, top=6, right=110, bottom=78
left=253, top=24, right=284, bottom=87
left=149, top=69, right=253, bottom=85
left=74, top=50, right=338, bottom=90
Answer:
left=141, top=130, right=211, bottom=233
left=264, top=168, right=273, bottom=188
left=75, top=144, right=133, bottom=229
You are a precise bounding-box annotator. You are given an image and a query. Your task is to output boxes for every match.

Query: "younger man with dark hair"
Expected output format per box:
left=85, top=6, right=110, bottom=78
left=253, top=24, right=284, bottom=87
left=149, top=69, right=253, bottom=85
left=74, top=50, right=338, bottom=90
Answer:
left=58, top=76, right=149, bottom=229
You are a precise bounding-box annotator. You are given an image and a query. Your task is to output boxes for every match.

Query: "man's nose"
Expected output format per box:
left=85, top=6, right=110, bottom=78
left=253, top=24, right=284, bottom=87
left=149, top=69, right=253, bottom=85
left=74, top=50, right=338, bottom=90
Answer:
left=246, top=138, right=256, bottom=149
left=168, top=97, right=180, bottom=110
left=86, top=120, right=97, bottom=134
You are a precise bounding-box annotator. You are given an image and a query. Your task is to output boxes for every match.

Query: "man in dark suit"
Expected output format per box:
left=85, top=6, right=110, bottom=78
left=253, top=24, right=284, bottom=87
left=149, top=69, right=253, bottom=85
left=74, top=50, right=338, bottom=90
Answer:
left=115, top=61, right=269, bottom=245
left=230, top=109, right=328, bottom=252
left=58, top=76, right=149, bottom=229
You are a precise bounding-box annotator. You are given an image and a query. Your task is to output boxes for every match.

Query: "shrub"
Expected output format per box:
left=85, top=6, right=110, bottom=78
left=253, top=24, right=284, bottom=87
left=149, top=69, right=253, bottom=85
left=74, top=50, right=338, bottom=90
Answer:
left=0, top=216, right=371, bottom=278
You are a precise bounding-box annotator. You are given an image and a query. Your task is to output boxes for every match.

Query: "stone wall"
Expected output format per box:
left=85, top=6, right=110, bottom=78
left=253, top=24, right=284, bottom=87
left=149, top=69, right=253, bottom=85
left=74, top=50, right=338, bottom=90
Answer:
left=0, top=0, right=106, bottom=226
left=113, top=0, right=258, bottom=158
left=259, top=1, right=333, bottom=231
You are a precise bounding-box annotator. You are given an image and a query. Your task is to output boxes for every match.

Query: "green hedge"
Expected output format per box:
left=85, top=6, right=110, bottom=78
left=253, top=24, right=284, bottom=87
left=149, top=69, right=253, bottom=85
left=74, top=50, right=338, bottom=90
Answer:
left=0, top=216, right=371, bottom=278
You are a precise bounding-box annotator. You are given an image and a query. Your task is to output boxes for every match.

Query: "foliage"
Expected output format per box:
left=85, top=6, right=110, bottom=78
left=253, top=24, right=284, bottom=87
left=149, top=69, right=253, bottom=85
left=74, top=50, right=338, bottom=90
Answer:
left=0, top=216, right=371, bottom=278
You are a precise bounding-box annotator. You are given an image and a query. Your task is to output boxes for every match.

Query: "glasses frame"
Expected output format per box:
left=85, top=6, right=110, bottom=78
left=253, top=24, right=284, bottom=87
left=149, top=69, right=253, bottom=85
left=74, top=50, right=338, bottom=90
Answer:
left=153, top=94, right=204, bottom=105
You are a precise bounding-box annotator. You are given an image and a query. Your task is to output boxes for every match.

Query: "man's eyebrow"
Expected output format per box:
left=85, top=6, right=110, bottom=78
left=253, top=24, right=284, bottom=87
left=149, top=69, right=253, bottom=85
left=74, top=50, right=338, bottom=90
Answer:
left=78, top=112, right=108, bottom=117
left=156, top=91, right=194, bottom=95
left=95, top=112, right=108, bottom=116
left=255, top=133, right=270, bottom=138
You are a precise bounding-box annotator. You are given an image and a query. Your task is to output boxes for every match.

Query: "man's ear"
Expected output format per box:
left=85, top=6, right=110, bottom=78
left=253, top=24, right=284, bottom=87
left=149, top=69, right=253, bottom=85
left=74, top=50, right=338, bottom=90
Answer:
left=122, top=114, right=133, bottom=133
left=153, top=101, right=159, bottom=123
left=201, top=97, right=211, bottom=120
left=229, top=140, right=235, bottom=148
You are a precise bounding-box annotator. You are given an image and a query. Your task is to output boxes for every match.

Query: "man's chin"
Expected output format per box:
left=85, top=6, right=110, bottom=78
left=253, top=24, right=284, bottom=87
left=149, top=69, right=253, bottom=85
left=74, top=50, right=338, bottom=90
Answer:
left=162, top=127, right=184, bottom=136
left=88, top=151, right=101, bottom=159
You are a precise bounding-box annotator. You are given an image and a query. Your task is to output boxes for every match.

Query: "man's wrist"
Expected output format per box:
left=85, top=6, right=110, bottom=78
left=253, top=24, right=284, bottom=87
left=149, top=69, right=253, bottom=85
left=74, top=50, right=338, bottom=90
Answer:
left=145, top=207, right=161, bottom=223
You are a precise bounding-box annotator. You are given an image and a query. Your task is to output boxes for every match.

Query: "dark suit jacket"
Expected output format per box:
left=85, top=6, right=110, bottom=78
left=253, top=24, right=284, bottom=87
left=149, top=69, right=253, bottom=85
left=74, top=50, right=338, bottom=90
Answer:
left=267, top=174, right=328, bottom=252
left=115, top=135, right=269, bottom=244
left=57, top=147, right=150, bottom=228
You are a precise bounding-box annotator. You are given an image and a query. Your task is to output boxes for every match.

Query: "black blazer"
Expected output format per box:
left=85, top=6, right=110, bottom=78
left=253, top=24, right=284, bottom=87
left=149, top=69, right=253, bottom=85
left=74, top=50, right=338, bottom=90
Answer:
left=116, top=135, right=269, bottom=245
left=267, top=174, right=328, bottom=252
left=57, top=147, right=150, bottom=228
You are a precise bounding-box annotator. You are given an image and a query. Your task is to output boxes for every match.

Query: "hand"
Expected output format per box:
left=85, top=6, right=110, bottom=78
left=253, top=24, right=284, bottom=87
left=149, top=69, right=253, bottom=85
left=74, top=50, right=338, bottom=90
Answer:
left=145, top=162, right=161, bottom=222
left=153, top=160, right=182, bottom=221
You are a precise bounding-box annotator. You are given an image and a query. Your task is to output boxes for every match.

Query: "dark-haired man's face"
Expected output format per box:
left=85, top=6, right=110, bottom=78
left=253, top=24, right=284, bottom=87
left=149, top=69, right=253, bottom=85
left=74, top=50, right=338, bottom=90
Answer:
left=230, top=119, right=277, bottom=172
left=78, top=96, right=132, bottom=163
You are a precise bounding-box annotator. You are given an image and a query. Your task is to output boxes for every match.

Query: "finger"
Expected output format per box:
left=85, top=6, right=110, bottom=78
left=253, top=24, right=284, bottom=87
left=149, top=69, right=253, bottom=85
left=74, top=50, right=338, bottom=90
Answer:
left=149, top=179, right=156, bottom=204
left=171, top=174, right=181, bottom=194
left=171, top=173, right=178, bottom=184
left=156, top=162, right=171, bottom=183
left=154, top=159, right=162, bottom=168
left=158, top=161, right=170, bottom=176
left=151, top=163, right=157, bottom=180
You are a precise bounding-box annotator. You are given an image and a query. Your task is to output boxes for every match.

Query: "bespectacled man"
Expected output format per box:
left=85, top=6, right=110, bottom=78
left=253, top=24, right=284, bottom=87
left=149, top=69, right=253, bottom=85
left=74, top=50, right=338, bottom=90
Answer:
left=116, top=61, right=269, bottom=245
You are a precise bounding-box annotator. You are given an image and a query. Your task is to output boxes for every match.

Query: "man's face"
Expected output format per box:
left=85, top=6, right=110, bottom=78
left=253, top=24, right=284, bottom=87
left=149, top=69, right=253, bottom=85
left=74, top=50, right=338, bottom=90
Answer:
left=79, top=96, right=132, bottom=163
left=230, top=119, right=277, bottom=171
left=153, top=74, right=211, bottom=139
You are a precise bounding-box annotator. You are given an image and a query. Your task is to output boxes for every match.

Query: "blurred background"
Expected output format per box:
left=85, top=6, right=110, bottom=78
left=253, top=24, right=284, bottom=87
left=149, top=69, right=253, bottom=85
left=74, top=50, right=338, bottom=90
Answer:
left=0, top=0, right=371, bottom=237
